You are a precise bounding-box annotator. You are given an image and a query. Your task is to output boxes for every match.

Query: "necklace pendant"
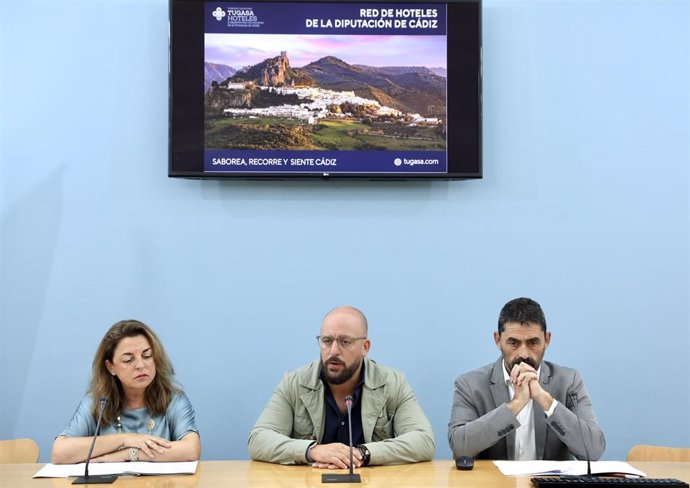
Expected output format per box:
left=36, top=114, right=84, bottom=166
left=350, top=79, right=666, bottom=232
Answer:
left=146, top=417, right=155, bottom=433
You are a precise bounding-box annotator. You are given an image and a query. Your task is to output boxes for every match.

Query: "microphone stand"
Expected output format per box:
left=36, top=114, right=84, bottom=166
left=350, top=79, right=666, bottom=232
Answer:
left=322, top=396, right=362, bottom=483
left=73, top=397, right=119, bottom=485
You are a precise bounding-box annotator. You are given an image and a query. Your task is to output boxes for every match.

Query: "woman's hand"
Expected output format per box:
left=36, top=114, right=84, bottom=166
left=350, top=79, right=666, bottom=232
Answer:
left=121, top=434, right=172, bottom=459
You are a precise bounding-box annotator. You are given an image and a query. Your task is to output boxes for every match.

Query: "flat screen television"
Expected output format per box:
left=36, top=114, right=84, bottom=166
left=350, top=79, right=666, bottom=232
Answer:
left=169, top=0, right=481, bottom=180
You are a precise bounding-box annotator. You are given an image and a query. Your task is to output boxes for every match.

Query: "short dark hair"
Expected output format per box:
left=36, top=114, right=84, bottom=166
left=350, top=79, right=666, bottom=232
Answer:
left=498, top=297, right=547, bottom=334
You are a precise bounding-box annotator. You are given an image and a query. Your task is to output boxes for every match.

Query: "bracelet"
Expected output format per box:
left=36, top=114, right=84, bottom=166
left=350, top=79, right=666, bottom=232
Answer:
left=128, top=447, right=139, bottom=462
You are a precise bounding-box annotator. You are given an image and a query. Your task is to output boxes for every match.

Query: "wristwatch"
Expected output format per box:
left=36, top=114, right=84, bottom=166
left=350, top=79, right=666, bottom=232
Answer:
left=305, top=441, right=317, bottom=464
left=128, top=447, right=139, bottom=462
left=357, top=444, right=371, bottom=467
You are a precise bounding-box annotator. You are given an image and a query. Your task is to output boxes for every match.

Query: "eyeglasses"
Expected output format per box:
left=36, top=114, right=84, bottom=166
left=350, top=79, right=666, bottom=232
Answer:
left=316, top=335, right=367, bottom=349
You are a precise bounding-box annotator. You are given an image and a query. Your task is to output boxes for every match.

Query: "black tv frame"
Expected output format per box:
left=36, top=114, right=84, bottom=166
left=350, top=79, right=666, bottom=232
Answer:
left=169, top=0, right=482, bottom=180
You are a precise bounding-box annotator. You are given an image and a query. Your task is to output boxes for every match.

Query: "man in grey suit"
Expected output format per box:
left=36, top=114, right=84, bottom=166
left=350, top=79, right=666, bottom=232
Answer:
left=448, top=297, right=605, bottom=460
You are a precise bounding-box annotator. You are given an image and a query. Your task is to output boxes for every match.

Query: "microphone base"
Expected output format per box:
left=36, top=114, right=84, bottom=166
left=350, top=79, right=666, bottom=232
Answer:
left=73, top=474, right=119, bottom=484
left=322, top=473, right=362, bottom=483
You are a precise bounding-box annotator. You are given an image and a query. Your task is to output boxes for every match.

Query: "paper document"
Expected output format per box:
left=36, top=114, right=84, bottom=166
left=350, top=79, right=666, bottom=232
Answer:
left=34, top=461, right=198, bottom=478
left=493, top=460, right=647, bottom=477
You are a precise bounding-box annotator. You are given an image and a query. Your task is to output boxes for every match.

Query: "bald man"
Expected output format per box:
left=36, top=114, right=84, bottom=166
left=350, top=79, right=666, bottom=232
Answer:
left=248, top=306, right=435, bottom=468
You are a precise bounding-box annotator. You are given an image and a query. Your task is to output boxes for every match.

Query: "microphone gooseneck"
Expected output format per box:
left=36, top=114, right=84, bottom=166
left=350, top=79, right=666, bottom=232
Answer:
left=345, top=395, right=354, bottom=475
left=84, top=396, right=109, bottom=477
left=72, top=396, right=118, bottom=485
left=569, top=392, right=592, bottom=476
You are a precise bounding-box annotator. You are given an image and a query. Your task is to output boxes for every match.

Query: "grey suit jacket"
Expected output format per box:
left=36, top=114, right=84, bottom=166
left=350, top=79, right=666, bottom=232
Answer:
left=248, top=358, right=435, bottom=465
left=448, top=358, right=605, bottom=460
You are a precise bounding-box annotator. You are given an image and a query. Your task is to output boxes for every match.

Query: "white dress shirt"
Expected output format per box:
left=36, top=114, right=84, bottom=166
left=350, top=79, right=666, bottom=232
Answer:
left=502, top=360, right=556, bottom=461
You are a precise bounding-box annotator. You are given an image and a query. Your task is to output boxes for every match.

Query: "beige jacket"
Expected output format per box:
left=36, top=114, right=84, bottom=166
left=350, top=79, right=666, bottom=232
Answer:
left=248, top=358, right=435, bottom=465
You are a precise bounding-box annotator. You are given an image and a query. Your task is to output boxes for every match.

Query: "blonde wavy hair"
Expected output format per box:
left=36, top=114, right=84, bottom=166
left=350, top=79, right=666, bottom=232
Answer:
left=89, top=320, right=179, bottom=425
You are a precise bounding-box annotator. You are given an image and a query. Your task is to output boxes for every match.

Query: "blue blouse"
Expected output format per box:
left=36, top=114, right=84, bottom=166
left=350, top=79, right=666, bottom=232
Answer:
left=60, top=392, right=199, bottom=441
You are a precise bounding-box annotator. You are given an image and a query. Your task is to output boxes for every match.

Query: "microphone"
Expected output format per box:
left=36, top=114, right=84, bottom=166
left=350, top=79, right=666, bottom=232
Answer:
left=321, top=395, right=362, bottom=484
left=73, top=396, right=118, bottom=485
left=569, top=391, right=592, bottom=477
left=345, top=396, right=357, bottom=478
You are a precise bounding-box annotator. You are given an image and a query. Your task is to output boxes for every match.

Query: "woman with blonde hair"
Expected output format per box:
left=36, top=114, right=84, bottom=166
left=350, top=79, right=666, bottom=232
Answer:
left=52, top=320, right=200, bottom=463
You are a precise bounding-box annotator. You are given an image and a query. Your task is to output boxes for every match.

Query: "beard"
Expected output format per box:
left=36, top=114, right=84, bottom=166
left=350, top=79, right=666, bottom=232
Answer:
left=508, top=355, right=539, bottom=371
left=321, top=357, right=361, bottom=385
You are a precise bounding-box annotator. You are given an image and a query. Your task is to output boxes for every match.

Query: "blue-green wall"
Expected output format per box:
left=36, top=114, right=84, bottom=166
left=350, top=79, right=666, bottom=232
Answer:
left=1, top=0, right=688, bottom=462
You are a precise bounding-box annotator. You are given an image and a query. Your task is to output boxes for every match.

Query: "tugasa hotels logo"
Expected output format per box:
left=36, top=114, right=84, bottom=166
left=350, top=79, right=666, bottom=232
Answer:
left=210, top=5, right=263, bottom=28
left=221, top=6, right=262, bottom=27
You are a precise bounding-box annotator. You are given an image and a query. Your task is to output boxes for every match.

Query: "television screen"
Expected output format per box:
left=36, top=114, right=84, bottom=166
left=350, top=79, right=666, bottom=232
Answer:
left=169, top=0, right=481, bottom=180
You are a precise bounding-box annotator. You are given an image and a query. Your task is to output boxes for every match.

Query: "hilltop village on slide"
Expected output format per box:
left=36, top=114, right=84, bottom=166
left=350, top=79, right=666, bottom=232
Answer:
left=206, top=52, right=445, bottom=127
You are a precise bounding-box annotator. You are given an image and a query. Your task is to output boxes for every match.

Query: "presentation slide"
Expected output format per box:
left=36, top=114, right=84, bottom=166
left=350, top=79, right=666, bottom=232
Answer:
left=203, top=2, right=448, bottom=174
